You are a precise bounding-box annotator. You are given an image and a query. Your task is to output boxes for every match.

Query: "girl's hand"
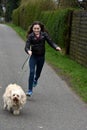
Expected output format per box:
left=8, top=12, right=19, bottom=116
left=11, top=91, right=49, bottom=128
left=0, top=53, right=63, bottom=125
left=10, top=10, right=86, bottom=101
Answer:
left=56, top=46, right=62, bottom=51
left=28, top=50, right=32, bottom=56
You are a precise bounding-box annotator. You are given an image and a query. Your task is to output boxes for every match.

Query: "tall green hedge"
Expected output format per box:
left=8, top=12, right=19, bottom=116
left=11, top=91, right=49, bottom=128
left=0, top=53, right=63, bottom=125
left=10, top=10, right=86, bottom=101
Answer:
left=12, top=0, right=55, bottom=30
left=12, top=8, right=20, bottom=26
left=12, top=0, right=42, bottom=29
left=40, top=9, right=70, bottom=48
left=12, top=1, right=71, bottom=50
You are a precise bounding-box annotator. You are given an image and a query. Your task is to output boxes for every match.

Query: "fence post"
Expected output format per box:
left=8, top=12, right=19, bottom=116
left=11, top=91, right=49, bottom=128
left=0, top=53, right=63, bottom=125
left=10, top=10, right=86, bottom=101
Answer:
left=65, top=10, right=73, bottom=55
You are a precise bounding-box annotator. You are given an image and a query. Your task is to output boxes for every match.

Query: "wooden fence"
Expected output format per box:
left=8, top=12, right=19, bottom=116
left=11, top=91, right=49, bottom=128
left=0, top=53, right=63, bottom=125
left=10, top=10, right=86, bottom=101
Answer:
left=69, top=11, right=87, bottom=68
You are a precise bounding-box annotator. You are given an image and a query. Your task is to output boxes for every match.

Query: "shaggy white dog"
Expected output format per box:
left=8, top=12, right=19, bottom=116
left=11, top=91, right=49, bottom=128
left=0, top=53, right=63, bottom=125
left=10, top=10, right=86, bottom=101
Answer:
left=3, top=83, right=27, bottom=115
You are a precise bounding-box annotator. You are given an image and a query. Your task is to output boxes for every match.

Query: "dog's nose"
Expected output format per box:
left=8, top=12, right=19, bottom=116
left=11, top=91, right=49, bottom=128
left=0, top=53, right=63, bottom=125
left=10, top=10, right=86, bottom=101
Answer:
left=13, top=97, right=19, bottom=102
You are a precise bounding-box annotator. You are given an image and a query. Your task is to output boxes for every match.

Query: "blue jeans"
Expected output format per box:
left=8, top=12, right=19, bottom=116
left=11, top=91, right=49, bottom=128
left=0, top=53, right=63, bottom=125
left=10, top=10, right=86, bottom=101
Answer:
left=28, top=55, right=45, bottom=91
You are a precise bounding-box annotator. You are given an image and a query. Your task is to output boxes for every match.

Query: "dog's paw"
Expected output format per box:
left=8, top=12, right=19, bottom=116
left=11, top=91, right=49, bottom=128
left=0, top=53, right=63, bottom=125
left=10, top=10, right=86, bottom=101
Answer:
left=13, top=110, right=20, bottom=115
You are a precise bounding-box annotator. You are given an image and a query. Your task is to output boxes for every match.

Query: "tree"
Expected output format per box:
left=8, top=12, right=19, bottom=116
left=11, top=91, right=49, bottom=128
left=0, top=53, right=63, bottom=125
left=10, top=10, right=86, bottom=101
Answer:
left=0, top=0, right=2, bottom=16
left=5, top=0, right=21, bottom=22
left=58, top=0, right=78, bottom=8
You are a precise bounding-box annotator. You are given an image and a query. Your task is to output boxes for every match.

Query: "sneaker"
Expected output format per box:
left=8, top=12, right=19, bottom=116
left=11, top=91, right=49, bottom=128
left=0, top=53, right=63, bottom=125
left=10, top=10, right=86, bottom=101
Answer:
left=26, top=90, right=33, bottom=96
left=33, top=80, right=37, bottom=87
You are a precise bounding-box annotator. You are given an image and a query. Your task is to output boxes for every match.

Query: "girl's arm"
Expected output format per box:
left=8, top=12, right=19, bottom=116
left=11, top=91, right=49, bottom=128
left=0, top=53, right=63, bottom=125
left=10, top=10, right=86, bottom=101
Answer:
left=25, top=36, right=32, bottom=55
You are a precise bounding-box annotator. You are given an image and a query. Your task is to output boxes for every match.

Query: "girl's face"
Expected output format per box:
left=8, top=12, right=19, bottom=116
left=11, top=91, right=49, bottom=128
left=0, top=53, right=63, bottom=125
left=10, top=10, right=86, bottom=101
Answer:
left=32, top=24, right=41, bottom=36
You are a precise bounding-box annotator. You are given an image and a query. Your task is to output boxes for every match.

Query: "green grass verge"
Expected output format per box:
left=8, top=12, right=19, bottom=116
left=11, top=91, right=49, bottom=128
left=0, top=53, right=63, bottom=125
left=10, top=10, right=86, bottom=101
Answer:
left=8, top=23, right=87, bottom=103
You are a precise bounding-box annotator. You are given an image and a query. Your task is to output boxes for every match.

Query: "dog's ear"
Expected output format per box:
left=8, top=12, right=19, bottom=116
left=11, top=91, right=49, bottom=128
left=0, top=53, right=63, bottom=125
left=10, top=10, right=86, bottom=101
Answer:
left=7, top=90, right=12, bottom=99
left=20, top=94, right=27, bottom=105
left=7, top=94, right=11, bottom=99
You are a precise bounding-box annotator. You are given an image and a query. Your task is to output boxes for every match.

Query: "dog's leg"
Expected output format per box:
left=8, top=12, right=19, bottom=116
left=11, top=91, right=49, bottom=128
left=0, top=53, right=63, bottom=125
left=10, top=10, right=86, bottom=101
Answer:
left=7, top=105, right=11, bottom=111
left=6, top=100, right=12, bottom=111
left=3, top=103, right=7, bottom=110
left=3, top=99, right=7, bottom=110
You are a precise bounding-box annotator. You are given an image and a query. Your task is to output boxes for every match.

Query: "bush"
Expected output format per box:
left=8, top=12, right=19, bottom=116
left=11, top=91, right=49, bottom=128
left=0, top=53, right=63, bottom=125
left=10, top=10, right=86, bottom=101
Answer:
left=40, top=9, right=70, bottom=49
left=13, top=0, right=42, bottom=30
left=12, top=0, right=56, bottom=30
left=12, top=8, right=20, bottom=26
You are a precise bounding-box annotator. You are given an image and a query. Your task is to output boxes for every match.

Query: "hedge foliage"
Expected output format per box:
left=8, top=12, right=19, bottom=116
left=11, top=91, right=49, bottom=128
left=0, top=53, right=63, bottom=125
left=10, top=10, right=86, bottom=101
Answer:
left=12, top=0, right=42, bottom=29
left=12, top=0, right=56, bottom=29
left=12, top=8, right=20, bottom=26
left=12, top=0, right=71, bottom=50
left=40, top=10, right=70, bottom=48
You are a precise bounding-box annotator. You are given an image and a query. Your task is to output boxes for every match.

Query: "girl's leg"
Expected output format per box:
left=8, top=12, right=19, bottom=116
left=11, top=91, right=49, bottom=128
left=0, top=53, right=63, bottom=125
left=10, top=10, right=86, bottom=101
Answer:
left=35, top=56, right=45, bottom=82
left=28, top=55, right=36, bottom=91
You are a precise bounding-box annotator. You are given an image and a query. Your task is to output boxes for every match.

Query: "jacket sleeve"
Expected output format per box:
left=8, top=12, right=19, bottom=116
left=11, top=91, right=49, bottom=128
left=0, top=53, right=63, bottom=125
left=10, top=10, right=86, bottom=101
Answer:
left=25, top=36, right=31, bottom=54
left=44, top=32, right=58, bottom=50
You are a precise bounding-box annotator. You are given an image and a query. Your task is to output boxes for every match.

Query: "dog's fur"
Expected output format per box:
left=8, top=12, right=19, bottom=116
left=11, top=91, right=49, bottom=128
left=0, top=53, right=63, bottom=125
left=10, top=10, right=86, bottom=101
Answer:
left=3, top=83, right=27, bottom=115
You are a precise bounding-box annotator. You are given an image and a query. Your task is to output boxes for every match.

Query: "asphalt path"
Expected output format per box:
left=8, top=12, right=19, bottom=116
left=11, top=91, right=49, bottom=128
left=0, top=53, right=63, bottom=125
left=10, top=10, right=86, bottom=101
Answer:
left=0, top=24, right=87, bottom=130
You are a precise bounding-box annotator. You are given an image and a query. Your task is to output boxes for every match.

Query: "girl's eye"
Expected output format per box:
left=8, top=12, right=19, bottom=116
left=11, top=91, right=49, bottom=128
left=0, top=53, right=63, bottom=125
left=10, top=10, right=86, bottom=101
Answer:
left=34, top=28, right=39, bottom=30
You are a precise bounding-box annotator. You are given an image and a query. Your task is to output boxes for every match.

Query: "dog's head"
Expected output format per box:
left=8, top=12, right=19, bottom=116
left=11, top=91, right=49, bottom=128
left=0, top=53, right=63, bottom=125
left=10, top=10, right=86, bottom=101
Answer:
left=11, top=90, right=21, bottom=104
